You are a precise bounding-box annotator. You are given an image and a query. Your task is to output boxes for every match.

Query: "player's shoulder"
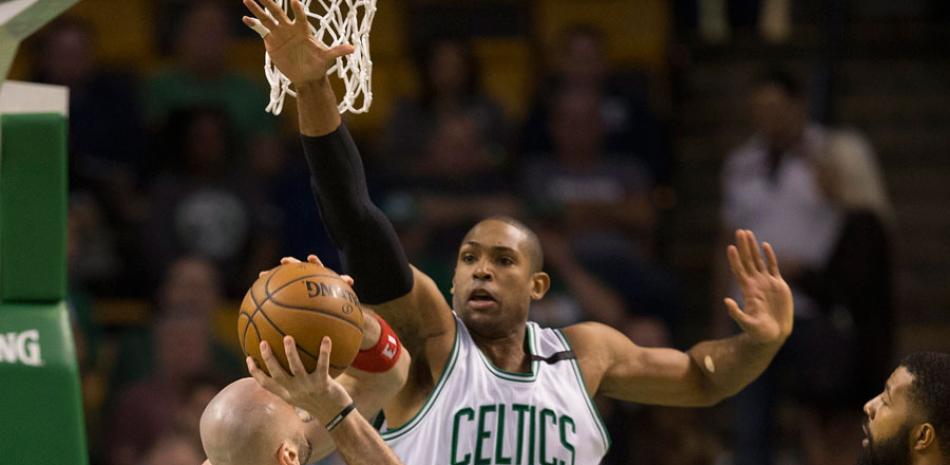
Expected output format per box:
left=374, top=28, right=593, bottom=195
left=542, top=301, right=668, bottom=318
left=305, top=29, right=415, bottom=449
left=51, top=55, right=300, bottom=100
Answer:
left=560, top=321, right=624, bottom=357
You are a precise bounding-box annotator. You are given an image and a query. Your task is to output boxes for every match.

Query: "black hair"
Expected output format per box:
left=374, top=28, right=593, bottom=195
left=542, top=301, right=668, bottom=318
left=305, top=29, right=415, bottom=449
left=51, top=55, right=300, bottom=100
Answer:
left=466, top=217, right=544, bottom=272
left=753, top=66, right=804, bottom=100
left=900, top=351, right=950, bottom=450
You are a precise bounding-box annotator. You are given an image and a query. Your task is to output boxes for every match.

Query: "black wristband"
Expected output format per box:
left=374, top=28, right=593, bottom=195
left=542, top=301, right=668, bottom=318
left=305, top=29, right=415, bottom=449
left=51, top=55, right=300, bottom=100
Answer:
left=325, top=402, right=357, bottom=432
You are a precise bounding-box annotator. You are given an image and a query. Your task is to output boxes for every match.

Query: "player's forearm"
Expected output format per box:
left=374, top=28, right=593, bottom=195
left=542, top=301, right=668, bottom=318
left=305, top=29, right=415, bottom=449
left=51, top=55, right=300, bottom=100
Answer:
left=300, top=123, right=413, bottom=306
left=329, top=414, right=404, bottom=465
left=297, top=78, right=342, bottom=137
left=687, top=332, right=783, bottom=403
left=340, top=349, right=410, bottom=419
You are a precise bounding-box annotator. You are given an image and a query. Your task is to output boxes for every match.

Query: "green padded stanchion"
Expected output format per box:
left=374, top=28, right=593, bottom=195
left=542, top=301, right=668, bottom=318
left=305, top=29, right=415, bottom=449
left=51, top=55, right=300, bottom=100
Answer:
left=0, top=111, right=88, bottom=465
left=0, top=113, right=68, bottom=301
left=0, top=303, right=88, bottom=465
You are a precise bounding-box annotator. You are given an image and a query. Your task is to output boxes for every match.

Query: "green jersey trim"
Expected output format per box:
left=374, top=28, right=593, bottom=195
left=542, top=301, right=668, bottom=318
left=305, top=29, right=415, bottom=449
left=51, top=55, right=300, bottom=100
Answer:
left=554, top=329, right=612, bottom=452
left=380, top=317, right=461, bottom=441
left=474, top=323, right=540, bottom=383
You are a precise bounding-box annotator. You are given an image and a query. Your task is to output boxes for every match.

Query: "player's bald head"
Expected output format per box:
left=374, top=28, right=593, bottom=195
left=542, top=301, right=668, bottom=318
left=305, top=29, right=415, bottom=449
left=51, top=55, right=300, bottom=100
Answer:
left=200, top=378, right=306, bottom=465
left=463, top=217, right=544, bottom=272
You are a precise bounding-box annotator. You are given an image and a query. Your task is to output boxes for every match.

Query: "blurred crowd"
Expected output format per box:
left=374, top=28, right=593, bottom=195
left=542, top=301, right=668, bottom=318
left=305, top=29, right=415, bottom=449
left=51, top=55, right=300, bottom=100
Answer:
left=20, top=1, right=920, bottom=464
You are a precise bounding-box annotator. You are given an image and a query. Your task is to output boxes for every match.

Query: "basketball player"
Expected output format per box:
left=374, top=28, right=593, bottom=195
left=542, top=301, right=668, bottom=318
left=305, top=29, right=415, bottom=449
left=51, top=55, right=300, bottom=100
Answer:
left=860, top=352, right=950, bottom=465
left=242, top=0, right=793, bottom=462
left=200, top=303, right=408, bottom=465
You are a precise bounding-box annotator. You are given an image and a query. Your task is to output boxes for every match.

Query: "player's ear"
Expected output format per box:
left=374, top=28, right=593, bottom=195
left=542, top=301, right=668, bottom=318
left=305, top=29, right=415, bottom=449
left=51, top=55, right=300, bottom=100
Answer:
left=529, top=272, right=550, bottom=300
left=276, top=441, right=301, bottom=465
left=912, top=423, right=936, bottom=451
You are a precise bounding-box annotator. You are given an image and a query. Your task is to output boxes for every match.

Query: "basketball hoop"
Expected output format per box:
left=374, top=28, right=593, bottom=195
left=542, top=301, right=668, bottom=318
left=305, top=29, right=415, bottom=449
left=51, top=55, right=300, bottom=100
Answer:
left=263, top=0, right=376, bottom=115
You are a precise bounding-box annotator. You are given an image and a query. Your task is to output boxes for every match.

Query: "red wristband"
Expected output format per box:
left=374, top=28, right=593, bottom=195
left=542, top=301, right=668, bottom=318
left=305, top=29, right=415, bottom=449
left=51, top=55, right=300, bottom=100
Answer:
left=351, top=315, right=402, bottom=372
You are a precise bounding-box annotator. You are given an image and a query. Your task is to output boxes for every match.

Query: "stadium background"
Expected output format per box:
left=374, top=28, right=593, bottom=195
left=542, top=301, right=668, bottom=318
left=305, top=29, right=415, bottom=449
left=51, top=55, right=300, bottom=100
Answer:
left=7, top=0, right=950, bottom=464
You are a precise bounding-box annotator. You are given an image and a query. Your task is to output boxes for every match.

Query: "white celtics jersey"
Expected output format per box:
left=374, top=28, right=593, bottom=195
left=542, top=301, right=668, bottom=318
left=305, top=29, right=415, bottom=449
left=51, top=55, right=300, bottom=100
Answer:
left=380, top=314, right=610, bottom=465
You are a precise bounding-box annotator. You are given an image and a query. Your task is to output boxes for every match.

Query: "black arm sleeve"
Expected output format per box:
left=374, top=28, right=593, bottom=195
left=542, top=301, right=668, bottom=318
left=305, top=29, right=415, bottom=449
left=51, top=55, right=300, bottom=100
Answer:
left=301, top=125, right=413, bottom=305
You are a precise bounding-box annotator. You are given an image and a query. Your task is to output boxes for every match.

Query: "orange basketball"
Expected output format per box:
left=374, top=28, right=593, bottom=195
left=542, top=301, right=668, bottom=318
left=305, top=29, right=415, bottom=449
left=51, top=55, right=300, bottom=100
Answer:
left=238, top=262, right=364, bottom=377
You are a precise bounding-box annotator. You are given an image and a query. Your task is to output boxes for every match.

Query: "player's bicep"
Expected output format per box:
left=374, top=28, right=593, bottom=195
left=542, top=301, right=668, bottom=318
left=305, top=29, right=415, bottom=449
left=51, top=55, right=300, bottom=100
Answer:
left=369, top=267, right=455, bottom=378
left=370, top=268, right=451, bottom=340
left=569, top=322, right=713, bottom=407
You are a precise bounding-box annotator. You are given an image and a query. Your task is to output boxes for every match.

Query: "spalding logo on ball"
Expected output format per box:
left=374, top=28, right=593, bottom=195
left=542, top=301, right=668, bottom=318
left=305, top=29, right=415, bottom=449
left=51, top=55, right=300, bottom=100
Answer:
left=238, top=262, right=364, bottom=377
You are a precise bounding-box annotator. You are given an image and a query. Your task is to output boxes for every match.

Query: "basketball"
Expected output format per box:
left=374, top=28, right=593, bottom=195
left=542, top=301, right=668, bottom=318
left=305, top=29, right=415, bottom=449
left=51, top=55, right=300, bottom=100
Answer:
left=237, top=261, right=364, bottom=377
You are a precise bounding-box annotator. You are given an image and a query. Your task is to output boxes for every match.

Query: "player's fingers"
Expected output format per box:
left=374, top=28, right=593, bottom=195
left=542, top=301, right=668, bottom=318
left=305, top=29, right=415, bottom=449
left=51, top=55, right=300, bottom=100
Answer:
left=736, top=230, right=757, bottom=275
left=290, top=0, right=309, bottom=24
left=247, top=356, right=273, bottom=387
left=247, top=356, right=291, bottom=399
left=340, top=274, right=355, bottom=287
left=281, top=256, right=302, bottom=264
left=763, top=242, right=782, bottom=277
left=726, top=244, right=747, bottom=280
left=724, top=297, right=754, bottom=328
left=259, top=0, right=291, bottom=25
left=259, top=340, right=289, bottom=380
left=242, top=0, right=277, bottom=27
left=242, top=16, right=271, bottom=39
left=283, top=336, right=306, bottom=377
left=326, top=44, right=355, bottom=61
left=317, top=336, right=332, bottom=380
left=306, top=254, right=323, bottom=266
left=746, top=230, right=767, bottom=273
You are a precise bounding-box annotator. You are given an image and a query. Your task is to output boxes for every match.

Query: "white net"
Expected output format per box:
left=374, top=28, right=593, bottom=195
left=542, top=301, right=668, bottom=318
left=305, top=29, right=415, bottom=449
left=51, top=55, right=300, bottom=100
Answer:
left=263, top=0, right=376, bottom=115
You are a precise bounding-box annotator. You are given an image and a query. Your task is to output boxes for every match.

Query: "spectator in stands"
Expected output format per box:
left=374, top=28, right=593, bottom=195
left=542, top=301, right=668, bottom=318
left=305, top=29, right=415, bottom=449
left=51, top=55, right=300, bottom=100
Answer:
left=32, top=17, right=146, bottom=266
left=534, top=227, right=670, bottom=348
left=157, top=256, right=225, bottom=321
left=143, top=0, right=274, bottom=140
left=794, top=130, right=894, bottom=465
left=379, top=36, right=508, bottom=179
left=135, top=374, right=223, bottom=465
left=718, top=67, right=842, bottom=465
left=381, top=109, right=520, bottom=291
left=520, top=24, right=668, bottom=184
left=106, top=313, right=220, bottom=465
left=799, top=130, right=895, bottom=400
left=141, top=107, right=280, bottom=295
left=523, top=88, right=679, bottom=329
left=112, top=256, right=242, bottom=393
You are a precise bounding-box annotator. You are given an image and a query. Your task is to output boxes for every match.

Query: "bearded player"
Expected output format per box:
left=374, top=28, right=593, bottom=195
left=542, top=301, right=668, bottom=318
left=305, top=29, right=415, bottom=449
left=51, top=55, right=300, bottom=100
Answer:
left=241, top=0, right=794, bottom=463
left=860, top=352, right=950, bottom=465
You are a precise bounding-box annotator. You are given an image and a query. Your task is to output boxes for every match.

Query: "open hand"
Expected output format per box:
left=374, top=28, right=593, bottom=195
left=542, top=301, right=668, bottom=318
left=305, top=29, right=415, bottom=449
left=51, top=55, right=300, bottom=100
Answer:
left=241, top=0, right=353, bottom=86
left=724, top=229, right=793, bottom=344
left=247, top=335, right=354, bottom=424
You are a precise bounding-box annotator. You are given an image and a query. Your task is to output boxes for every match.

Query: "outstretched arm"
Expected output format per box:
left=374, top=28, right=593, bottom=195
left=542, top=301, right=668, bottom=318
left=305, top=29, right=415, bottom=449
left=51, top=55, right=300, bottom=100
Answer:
left=241, top=0, right=456, bottom=359
left=565, top=229, right=794, bottom=406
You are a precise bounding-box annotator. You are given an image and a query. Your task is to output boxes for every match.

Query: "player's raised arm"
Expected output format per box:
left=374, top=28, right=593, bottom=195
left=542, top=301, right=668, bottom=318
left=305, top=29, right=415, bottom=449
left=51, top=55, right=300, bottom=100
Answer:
left=241, top=0, right=455, bottom=358
left=244, top=310, right=410, bottom=464
left=564, top=229, right=794, bottom=406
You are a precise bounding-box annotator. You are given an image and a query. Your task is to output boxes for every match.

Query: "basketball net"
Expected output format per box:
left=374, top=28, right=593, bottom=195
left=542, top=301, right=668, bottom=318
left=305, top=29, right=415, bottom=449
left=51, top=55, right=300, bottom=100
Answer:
left=263, top=0, right=376, bottom=115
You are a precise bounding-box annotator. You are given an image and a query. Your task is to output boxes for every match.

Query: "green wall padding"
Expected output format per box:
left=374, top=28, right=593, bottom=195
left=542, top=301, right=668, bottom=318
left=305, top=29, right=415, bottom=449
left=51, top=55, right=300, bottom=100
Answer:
left=0, top=113, right=67, bottom=302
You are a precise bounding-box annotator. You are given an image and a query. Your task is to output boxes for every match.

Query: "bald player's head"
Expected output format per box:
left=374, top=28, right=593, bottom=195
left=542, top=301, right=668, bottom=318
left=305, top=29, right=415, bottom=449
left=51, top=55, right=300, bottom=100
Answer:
left=200, top=378, right=313, bottom=465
